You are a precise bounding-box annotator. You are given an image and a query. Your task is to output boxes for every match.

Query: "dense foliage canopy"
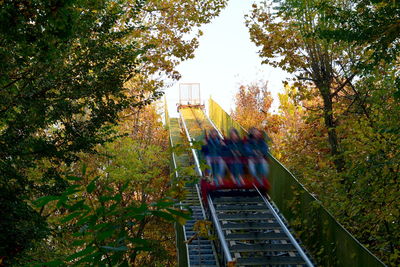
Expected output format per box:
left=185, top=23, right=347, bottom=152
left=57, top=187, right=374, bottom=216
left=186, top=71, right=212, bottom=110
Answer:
left=0, top=0, right=227, bottom=265
left=241, top=0, right=399, bottom=265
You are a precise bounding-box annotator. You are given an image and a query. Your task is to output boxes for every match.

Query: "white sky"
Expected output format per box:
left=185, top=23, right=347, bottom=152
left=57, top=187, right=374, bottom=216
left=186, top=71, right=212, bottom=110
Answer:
left=165, top=0, right=289, bottom=117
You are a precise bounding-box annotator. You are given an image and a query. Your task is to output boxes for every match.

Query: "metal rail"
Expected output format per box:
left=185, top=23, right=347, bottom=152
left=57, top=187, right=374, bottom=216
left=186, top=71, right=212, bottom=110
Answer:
left=254, top=185, right=314, bottom=267
left=207, top=194, right=235, bottom=265
left=195, top=184, right=207, bottom=221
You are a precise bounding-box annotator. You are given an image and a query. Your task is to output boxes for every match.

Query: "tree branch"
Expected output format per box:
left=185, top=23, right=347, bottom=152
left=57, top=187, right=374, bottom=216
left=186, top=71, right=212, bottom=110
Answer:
left=330, top=73, right=356, bottom=98
left=296, top=75, right=316, bottom=82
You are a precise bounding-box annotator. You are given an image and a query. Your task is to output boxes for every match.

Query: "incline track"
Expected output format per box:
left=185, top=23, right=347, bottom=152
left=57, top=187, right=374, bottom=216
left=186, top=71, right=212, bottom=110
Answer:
left=183, top=186, right=218, bottom=267
left=170, top=118, right=219, bottom=267
left=179, top=107, right=314, bottom=267
left=207, top=189, right=312, bottom=266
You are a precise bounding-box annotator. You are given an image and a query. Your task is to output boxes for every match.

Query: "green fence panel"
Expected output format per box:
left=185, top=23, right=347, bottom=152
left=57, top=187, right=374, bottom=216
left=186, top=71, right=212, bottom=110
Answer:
left=208, top=98, right=247, bottom=137
left=175, top=221, right=188, bottom=267
left=208, top=98, right=385, bottom=267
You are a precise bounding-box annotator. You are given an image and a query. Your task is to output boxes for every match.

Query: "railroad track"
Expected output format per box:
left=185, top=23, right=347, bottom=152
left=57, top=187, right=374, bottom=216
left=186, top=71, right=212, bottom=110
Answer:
left=178, top=108, right=220, bottom=267
left=179, top=107, right=314, bottom=267
left=183, top=186, right=219, bottom=267
left=206, top=188, right=313, bottom=266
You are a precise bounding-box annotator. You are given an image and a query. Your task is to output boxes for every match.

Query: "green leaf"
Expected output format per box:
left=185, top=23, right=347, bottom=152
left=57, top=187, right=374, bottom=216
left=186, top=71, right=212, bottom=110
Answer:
left=394, top=90, right=400, bottom=99
left=152, top=199, right=175, bottom=208
left=61, top=212, right=82, bottom=223
left=86, top=177, right=99, bottom=193
left=124, top=205, right=148, bottom=220
left=32, top=260, right=64, bottom=267
left=62, top=184, right=82, bottom=196
left=72, top=239, right=86, bottom=246
left=99, top=195, right=113, bottom=203
left=56, top=196, right=68, bottom=208
left=113, top=193, right=122, bottom=203
left=151, top=210, right=175, bottom=222
left=76, top=214, right=97, bottom=227
left=45, top=260, right=64, bottom=267
left=96, top=229, right=115, bottom=241
left=66, top=175, right=83, bottom=181
left=69, top=200, right=86, bottom=212
left=81, top=163, right=87, bottom=176
left=134, top=246, right=152, bottom=252
left=166, top=208, right=192, bottom=220
left=33, top=195, right=59, bottom=208
left=120, top=181, right=130, bottom=192
left=93, top=222, right=112, bottom=231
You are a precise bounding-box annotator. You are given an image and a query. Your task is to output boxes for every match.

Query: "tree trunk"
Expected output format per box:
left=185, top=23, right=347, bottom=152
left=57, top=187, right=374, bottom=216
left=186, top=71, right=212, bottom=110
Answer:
left=320, top=86, right=345, bottom=172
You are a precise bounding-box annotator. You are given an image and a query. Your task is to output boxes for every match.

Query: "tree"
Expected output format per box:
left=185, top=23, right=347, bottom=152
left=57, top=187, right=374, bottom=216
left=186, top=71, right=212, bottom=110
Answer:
left=126, top=0, right=229, bottom=82
left=318, top=0, right=400, bottom=98
left=333, top=64, right=400, bottom=266
left=314, top=4, right=400, bottom=262
left=245, top=1, right=400, bottom=265
left=231, top=80, right=273, bottom=130
left=0, top=0, right=227, bottom=264
left=17, top=103, right=189, bottom=266
left=245, top=0, right=360, bottom=172
left=235, top=78, right=400, bottom=265
left=1, top=1, right=145, bottom=260
left=319, top=0, right=400, bottom=67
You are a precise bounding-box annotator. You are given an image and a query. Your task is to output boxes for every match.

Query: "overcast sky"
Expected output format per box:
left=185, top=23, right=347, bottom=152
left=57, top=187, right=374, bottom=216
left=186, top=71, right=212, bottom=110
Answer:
left=165, top=0, right=289, bottom=117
